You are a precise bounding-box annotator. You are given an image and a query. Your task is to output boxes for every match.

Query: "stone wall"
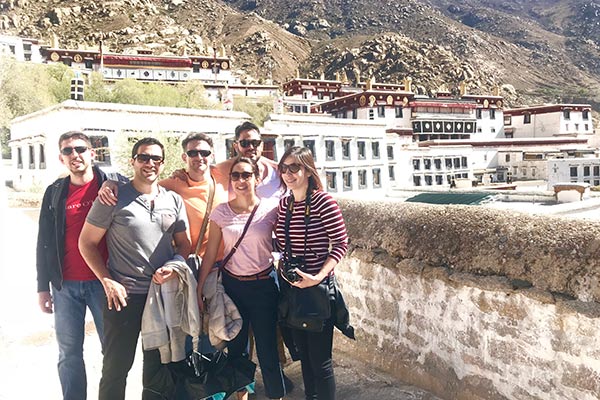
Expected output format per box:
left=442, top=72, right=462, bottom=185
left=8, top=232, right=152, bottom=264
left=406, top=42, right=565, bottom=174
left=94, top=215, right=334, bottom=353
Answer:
left=334, top=200, right=600, bottom=400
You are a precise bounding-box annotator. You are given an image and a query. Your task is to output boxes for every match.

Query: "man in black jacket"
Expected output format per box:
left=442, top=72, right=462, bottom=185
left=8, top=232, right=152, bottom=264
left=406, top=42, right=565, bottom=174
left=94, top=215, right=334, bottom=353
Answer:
left=36, top=131, right=123, bottom=400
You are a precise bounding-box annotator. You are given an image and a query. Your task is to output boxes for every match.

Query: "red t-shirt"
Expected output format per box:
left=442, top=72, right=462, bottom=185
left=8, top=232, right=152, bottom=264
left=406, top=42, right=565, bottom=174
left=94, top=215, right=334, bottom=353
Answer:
left=62, top=174, right=108, bottom=281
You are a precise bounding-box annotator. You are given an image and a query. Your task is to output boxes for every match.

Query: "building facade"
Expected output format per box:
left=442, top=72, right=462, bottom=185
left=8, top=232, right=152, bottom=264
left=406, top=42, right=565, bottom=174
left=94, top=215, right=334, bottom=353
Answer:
left=8, top=100, right=250, bottom=190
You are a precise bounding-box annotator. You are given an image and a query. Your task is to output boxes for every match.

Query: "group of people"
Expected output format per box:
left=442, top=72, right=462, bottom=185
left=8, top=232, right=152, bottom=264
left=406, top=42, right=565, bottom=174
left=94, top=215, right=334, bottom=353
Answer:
left=36, top=121, right=349, bottom=400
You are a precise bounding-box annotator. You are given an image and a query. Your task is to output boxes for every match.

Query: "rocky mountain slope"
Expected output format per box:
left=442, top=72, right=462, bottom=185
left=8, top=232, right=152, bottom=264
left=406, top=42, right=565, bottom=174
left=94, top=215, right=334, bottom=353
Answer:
left=2, top=0, right=600, bottom=106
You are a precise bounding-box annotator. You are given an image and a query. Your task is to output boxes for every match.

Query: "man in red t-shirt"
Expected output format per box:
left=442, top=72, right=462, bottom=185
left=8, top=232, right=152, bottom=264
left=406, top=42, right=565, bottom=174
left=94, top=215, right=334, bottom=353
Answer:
left=36, top=131, right=119, bottom=400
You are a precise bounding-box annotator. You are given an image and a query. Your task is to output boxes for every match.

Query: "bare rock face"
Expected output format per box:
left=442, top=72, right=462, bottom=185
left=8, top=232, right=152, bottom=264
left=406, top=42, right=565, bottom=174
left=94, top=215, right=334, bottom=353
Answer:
left=2, top=0, right=600, bottom=107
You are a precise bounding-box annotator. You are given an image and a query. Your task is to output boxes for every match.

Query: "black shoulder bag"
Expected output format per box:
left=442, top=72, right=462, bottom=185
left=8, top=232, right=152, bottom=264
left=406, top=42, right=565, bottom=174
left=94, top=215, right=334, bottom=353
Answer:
left=278, top=191, right=332, bottom=332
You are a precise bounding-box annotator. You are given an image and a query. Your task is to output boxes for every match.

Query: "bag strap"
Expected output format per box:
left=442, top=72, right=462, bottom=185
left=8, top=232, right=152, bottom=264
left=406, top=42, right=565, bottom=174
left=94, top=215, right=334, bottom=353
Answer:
left=193, top=175, right=215, bottom=256
left=220, top=201, right=260, bottom=269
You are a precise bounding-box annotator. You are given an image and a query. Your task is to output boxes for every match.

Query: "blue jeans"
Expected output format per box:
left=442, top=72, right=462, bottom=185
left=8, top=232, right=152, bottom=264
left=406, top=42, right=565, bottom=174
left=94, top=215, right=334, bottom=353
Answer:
left=52, top=279, right=106, bottom=400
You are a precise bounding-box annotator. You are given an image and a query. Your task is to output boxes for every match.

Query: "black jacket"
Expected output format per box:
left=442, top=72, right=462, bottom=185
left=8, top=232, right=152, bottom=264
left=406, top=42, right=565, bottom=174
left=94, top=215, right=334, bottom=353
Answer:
left=36, top=165, right=122, bottom=292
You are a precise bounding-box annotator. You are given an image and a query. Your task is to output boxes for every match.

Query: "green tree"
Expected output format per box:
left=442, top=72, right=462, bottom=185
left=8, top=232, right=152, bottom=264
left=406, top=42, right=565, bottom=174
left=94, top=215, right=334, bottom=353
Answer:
left=233, top=95, right=274, bottom=126
left=0, top=57, right=71, bottom=157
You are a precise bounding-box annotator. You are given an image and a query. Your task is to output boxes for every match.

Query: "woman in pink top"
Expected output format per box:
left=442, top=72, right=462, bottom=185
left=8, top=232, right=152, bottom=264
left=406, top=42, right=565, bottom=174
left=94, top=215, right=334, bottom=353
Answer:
left=198, top=157, right=285, bottom=400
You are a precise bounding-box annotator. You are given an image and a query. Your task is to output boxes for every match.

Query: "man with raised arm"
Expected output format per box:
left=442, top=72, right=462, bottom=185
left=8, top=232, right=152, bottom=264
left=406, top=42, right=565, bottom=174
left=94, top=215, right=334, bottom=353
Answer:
left=79, top=137, right=191, bottom=400
left=213, top=121, right=283, bottom=202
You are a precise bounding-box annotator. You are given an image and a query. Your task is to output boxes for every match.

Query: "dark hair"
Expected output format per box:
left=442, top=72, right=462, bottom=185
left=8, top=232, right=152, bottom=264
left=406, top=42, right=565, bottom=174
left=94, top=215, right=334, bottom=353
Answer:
left=230, top=156, right=259, bottom=178
left=278, top=146, right=323, bottom=191
left=181, top=132, right=213, bottom=150
left=131, top=137, right=165, bottom=159
left=234, top=121, right=260, bottom=139
left=58, top=131, right=91, bottom=149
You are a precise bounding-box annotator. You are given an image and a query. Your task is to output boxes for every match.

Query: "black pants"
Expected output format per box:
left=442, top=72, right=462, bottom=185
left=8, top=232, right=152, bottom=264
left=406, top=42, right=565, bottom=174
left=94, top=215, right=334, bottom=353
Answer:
left=99, top=294, right=177, bottom=400
left=222, top=272, right=285, bottom=399
left=292, top=320, right=335, bottom=400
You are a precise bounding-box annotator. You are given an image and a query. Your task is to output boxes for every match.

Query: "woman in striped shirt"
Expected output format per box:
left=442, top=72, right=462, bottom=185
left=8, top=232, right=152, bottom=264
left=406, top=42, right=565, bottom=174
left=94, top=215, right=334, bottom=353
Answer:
left=275, top=146, right=348, bottom=400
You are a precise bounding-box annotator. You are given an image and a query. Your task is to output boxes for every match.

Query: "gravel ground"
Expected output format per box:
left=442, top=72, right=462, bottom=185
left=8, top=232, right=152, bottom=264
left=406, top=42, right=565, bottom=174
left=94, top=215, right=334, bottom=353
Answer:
left=0, top=206, right=438, bottom=400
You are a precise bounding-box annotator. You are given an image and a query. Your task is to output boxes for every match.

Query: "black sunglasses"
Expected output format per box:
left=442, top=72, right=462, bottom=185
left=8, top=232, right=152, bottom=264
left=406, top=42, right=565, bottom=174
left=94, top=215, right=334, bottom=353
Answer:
left=237, top=139, right=262, bottom=148
left=60, top=146, right=88, bottom=156
left=134, top=154, right=164, bottom=164
left=230, top=171, right=254, bottom=181
left=186, top=149, right=212, bottom=158
left=279, top=163, right=302, bottom=174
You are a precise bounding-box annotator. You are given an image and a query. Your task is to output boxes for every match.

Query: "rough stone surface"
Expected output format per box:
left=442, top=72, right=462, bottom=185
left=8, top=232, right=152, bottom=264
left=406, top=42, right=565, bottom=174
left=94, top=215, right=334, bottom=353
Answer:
left=340, top=199, right=600, bottom=303
left=336, top=200, right=600, bottom=400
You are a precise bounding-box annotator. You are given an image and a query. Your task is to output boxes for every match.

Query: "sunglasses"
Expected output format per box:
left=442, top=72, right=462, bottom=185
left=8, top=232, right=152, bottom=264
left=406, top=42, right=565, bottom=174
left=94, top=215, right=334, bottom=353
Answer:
left=237, top=139, right=262, bottom=148
left=134, top=154, right=164, bottom=164
left=230, top=171, right=254, bottom=181
left=60, top=146, right=88, bottom=156
left=279, top=163, right=302, bottom=174
left=186, top=149, right=212, bottom=158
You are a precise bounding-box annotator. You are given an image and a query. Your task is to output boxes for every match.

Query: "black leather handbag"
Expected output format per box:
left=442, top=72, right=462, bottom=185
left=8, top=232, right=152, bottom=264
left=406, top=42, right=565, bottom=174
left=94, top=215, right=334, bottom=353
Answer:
left=279, top=276, right=332, bottom=332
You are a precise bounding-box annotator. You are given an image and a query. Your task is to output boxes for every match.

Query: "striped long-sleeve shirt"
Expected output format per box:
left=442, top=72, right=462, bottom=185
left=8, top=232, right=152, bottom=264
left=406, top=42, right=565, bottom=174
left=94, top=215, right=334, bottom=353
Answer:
left=275, top=190, right=348, bottom=275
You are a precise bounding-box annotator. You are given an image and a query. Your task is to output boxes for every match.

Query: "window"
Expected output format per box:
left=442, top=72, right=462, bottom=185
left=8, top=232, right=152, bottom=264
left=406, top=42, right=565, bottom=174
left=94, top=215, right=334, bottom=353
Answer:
left=303, top=140, right=316, bottom=160
left=575, top=123, right=579, bottom=131
left=377, top=106, right=385, bottom=118
left=461, top=157, right=467, bottom=168
left=522, top=168, right=527, bottom=177
left=90, top=136, right=111, bottom=164
left=352, top=109, right=357, bottom=119
left=585, top=124, right=589, bottom=131
left=584, top=166, right=590, bottom=176
left=594, top=166, right=599, bottom=176
left=325, top=140, right=335, bottom=160
left=373, top=168, right=381, bottom=188
left=424, top=175, right=433, bottom=186
left=476, top=109, right=482, bottom=119
left=317, top=92, right=324, bottom=100
left=29, top=145, right=35, bottom=169
left=368, top=109, right=374, bottom=120
left=388, top=166, right=395, bottom=181
left=489, top=109, right=496, bottom=120
left=17, top=147, right=23, bottom=169
left=372, top=142, right=380, bottom=159
left=39, top=144, right=46, bottom=169
left=342, top=171, right=352, bottom=191
left=357, top=141, right=366, bottom=159
left=532, top=167, right=536, bottom=177
left=395, top=106, right=403, bottom=118
left=563, top=110, right=571, bottom=120
left=387, top=145, right=394, bottom=160
left=505, top=154, right=510, bottom=162
left=524, top=114, right=531, bottom=124
left=435, top=175, right=443, bottom=185
left=413, top=159, right=421, bottom=170
left=445, top=158, right=452, bottom=168
left=504, top=115, right=512, bottom=125
left=583, top=110, right=590, bottom=120
left=342, top=141, right=350, bottom=160
left=326, top=172, right=337, bottom=192
left=302, top=91, right=310, bottom=99
left=284, top=139, right=295, bottom=150
left=454, top=158, right=460, bottom=168
left=413, top=176, right=421, bottom=186
left=424, top=159, right=431, bottom=170
left=570, top=166, right=578, bottom=177
left=358, top=170, right=367, bottom=188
